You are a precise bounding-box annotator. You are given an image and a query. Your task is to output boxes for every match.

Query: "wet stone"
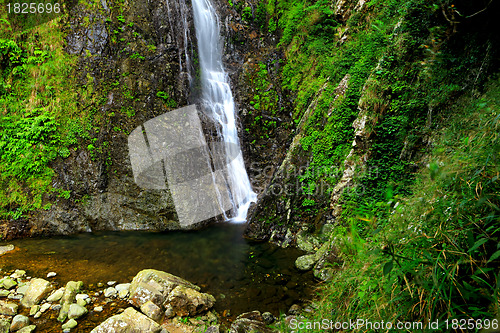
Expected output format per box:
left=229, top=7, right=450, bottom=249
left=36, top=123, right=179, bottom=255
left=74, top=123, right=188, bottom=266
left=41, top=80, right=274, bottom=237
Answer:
left=29, top=305, right=40, bottom=316
left=0, top=300, right=18, bottom=315
left=17, top=325, right=36, bottom=333
left=1, top=278, right=17, bottom=290
left=11, top=270, right=26, bottom=279
left=47, top=288, right=65, bottom=302
left=20, top=278, right=53, bottom=307
left=0, top=319, right=9, bottom=333
left=0, top=245, right=14, bottom=256
left=104, top=287, right=117, bottom=298
left=10, top=314, right=29, bottom=331
left=68, top=303, right=88, bottom=320
left=62, top=318, right=78, bottom=330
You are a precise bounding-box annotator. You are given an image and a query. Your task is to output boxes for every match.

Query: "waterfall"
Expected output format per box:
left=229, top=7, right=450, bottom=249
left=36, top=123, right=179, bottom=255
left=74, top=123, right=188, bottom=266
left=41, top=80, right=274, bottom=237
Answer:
left=191, top=0, right=257, bottom=222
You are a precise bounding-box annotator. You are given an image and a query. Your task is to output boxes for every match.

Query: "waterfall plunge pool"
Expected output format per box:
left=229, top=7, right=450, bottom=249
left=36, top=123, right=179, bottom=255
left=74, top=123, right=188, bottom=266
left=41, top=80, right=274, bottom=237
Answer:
left=0, top=223, right=315, bottom=322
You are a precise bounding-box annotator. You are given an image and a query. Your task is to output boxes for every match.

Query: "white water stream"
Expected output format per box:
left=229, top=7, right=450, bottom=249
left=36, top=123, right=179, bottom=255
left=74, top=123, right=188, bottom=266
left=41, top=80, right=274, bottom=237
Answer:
left=191, top=0, right=257, bottom=221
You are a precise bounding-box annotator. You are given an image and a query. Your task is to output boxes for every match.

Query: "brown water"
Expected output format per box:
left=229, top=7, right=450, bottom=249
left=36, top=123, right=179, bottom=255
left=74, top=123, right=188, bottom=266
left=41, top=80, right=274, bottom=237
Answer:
left=0, top=223, right=315, bottom=320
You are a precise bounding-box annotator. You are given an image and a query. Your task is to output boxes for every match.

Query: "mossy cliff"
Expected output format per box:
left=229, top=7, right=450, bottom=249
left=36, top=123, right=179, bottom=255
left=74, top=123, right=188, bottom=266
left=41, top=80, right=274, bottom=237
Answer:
left=1, top=0, right=204, bottom=237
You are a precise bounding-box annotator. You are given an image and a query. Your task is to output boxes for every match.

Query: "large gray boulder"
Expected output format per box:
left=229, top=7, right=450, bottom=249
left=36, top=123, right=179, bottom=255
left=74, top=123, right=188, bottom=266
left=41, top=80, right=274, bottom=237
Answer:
left=128, top=269, right=215, bottom=319
left=20, top=279, right=53, bottom=307
left=90, top=307, right=161, bottom=333
left=229, top=311, right=277, bottom=333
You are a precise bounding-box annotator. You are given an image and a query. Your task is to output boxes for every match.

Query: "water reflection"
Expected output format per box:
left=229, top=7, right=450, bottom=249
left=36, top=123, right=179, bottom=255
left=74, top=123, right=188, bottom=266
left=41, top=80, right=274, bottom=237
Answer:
left=1, top=223, right=314, bottom=317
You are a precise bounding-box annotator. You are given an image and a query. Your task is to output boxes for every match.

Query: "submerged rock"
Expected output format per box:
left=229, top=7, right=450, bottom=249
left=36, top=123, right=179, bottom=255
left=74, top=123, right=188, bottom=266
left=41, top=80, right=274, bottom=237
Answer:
left=20, top=278, right=52, bottom=307
left=90, top=307, right=161, bottom=333
left=62, top=319, right=78, bottom=330
left=11, top=270, right=26, bottom=279
left=16, top=325, right=36, bottom=333
left=0, top=245, right=14, bottom=256
left=0, top=300, right=18, bottom=315
left=229, top=311, right=277, bottom=333
left=47, top=288, right=65, bottom=302
left=10, top=314, right=29, bottom=331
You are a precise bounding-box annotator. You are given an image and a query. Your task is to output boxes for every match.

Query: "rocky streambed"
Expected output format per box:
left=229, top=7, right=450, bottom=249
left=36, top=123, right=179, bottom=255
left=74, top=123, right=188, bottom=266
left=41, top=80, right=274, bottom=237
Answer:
left=0, top=268, right=292, bottom=332
left=0, top=224, right=319, bottom=332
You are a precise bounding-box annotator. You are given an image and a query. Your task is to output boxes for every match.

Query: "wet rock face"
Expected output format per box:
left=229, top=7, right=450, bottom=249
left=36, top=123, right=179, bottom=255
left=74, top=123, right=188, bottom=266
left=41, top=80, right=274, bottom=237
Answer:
left=128, top=269, right=215, bottom=319
left=24, top=0, right=200, bottom=236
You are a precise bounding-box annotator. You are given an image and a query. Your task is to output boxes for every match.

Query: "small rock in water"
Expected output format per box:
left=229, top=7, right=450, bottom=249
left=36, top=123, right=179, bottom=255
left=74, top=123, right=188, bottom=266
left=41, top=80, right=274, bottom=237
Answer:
left=0, top=319, right=9, bottom=333
left=62, top=318, right=78, bottom=330
left=104, top=287, right=117, bottom=298
left=107, top=281, right=116, bottom=286
left=0, top=300, right=18, bottom=315
left=47, top=272, right=57, bottom=278
left=2, top=278, right=17, bottom=290
left=0, top=290, right=9, bottom=297
left=10, top=314, right=30, bottom=331
left=8, top=294, right=23, bottom=300
left=0, top=245, right=14, bottom=256
left=115, top=283, right=130, bottom=298
left=68, top=303, right=87, bottom=320
left=51, top=304, right=62, bottom=311
left=97, top=282, right=104, bottom=288
left=29, top=305, right=40, bottom=316
left=75, top=293, right=89, bottom=300
left=93, top=306, right=103, bottom=312
left=17, top=284, right=29, bottom=295
left=40, top=303, right=51, bottom=313
left=11, top=270, right=26, bottom=279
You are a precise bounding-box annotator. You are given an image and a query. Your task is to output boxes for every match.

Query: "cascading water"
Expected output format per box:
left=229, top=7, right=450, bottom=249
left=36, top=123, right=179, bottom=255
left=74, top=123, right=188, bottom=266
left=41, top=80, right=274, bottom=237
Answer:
left=191, top=0, right=257, bottom=221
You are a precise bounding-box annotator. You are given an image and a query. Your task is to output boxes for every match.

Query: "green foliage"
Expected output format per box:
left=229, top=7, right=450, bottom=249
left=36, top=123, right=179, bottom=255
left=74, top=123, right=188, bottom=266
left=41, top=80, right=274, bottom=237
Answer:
left=242, top=7, right=252, bottom=22
left=0, top=14, right=93, bottom=218
left=306, top=77, right=500, bottom=331
left=156, top=91, right=177, bottom=108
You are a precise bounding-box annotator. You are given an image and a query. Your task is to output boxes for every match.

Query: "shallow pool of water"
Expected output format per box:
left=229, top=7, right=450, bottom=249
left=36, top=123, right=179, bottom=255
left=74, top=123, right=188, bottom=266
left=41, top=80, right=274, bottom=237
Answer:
left=0, top=223, right=315, bottom=318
